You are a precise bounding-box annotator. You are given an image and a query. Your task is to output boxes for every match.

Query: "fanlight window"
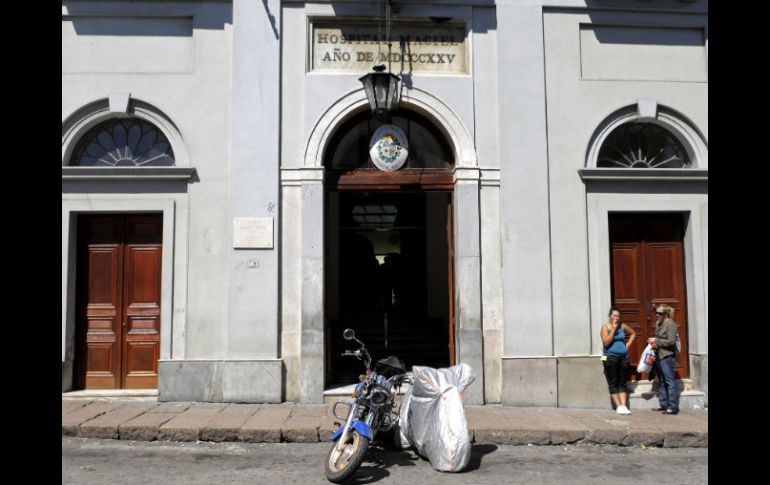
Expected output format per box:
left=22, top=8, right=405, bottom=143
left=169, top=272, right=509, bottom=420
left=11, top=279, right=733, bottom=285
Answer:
left=71, top=119, right=175, bottom=167
left=325, top=109, right=454, bottom=170
left=597, top=123, right=690, bottom=169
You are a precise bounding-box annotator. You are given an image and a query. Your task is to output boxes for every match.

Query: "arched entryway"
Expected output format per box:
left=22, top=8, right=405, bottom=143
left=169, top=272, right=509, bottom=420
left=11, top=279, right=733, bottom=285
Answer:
left=291, top=87, right=484, bottom=404
left=583, top=103, right=709, bottom=392
left=62, top=99, right=191, bottom=392
left=590, top=112, right=701, bottom=381
left=323, top=108, right=455, bottom=386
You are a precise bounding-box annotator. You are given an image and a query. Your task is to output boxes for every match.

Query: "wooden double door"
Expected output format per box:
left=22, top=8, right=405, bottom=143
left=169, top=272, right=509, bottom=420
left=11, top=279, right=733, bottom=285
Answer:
left=75, top=214, right=163, bottom=389
left=609, top=213, right=689, bottom=379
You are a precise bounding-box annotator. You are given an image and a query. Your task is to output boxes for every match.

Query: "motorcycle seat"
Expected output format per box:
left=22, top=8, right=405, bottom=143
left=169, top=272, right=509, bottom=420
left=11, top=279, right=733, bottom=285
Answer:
left=375, top=356, right=407, bottom=377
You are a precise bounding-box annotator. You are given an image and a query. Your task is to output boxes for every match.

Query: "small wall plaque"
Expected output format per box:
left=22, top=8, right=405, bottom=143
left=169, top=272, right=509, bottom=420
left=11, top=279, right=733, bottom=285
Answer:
left=234, top=217, right=273, bottom=249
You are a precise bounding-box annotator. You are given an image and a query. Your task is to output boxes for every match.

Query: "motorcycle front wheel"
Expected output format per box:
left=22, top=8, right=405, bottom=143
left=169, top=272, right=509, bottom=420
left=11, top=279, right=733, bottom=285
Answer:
left=325, top=428, right=370, bottom=483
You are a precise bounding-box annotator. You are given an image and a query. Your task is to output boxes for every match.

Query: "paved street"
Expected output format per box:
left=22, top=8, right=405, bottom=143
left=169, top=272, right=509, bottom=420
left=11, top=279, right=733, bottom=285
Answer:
left=63, top=437, right=707, bottom=485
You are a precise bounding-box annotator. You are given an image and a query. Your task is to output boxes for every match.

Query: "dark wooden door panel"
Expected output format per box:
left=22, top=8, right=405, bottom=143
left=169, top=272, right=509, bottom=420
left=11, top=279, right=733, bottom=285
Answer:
left=610, top=213, right=688, bottom=380
left=76, top=214, right=162, bottom=390
left=610, top=242, right=645, bottom=371
left=122, top=240, right=162, bottom=388
left=611, top=244, right=642, bottom=302
left=648, top=245, right=680, bottom=299
left=78, top=217, right=124, bottom=389
left=87, top=249, right=120, bottom=305
left=646, top=241, right=688, bottom=379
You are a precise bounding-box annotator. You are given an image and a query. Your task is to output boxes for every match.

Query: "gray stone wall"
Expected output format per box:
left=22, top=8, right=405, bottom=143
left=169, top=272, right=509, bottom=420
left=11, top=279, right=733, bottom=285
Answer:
left=527, top=3, right=707, bottom=407
left=63, top=1, right=708, bottom=407
left=62, top=1, right=236, bottom=396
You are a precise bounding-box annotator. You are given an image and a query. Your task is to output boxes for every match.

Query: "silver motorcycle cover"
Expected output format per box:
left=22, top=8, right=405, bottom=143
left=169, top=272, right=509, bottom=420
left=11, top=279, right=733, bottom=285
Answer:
left=397, top=363, right=475, bottom=472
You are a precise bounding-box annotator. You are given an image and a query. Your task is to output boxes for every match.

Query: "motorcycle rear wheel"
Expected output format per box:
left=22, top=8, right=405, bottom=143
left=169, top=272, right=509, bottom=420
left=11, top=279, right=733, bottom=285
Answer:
left=325, top=428, right=370, bottom=483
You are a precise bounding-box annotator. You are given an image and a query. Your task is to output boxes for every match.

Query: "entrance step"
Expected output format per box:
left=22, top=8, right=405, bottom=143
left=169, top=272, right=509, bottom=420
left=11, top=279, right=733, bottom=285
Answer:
left=323, top=383, right=413, bottom=405
left=627, top=379, right=706, bottom=410
left=323, top=381, right=707, bottom=410
left=628, top=378, right=695, bottom=393
left=62, top=389, right=158, bottom=401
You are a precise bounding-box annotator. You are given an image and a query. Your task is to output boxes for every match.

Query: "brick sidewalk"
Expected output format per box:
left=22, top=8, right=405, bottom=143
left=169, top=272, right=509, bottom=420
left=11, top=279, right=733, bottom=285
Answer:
left=61, top=399, right=707, bottom=447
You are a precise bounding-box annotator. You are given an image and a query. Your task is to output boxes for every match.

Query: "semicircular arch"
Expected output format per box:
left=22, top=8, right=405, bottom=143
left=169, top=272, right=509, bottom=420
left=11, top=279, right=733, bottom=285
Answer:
left=586, top=104, right=707, bottom=169
left=62, top=97, right=190, bottom=167
left=304, top=87, right=477, bottom=170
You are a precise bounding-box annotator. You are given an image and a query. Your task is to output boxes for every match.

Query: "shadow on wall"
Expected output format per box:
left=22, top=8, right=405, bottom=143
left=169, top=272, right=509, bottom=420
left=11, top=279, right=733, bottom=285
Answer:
left=585, top=0, right=706, bottom=47
left=580, top=2, right=707, bottom=84
left=262, top=0, right=279, bottom=40
left=63, top=2, right=233, bottom=34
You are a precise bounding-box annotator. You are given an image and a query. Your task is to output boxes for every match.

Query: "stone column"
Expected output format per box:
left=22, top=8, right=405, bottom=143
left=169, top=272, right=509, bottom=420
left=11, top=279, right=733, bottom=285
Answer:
left=480, top=169, right=503, bottom=404
left=453, top=168, right=484, bottom=405
left=497, top=2, right=556, bottom=406
left=299, top=172, right=325, bottom=403
left=224, top=0, right=283, bottom=401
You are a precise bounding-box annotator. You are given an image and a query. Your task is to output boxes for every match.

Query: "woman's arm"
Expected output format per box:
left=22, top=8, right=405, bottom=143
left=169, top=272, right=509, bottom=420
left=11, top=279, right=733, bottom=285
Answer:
left=600, top=323, right=619, bottom=347
left=622, top=323, right=636, bottom=352
left=600, top=324, right=614, bottom=347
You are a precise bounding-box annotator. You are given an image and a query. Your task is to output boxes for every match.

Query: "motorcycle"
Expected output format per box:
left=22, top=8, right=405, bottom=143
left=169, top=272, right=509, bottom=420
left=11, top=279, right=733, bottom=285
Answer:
left=325, top=328, right=411, bottom=483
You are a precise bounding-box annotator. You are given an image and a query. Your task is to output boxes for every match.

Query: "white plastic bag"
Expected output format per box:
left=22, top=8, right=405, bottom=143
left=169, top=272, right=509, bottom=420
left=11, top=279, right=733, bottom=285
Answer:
left=396, top=385, right=413, bottom=449
left=636, top=343, right=656, bottom=373
left=398, top=364, right=476, bottom=472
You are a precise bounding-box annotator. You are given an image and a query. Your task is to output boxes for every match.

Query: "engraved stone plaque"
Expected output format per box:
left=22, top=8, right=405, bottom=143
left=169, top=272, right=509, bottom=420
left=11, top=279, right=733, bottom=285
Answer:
left=311, top=20, right=468, bottom=75
left=234, top=217, right=273, bottom=249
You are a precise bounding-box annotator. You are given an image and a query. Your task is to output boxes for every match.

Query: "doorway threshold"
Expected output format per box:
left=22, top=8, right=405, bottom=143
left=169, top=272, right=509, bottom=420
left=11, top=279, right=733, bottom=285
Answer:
left=324, top=383, right=358, bottom=395
left=62, top=389, right=158, bottom=401
left=323, top=382, right=412, bottom=404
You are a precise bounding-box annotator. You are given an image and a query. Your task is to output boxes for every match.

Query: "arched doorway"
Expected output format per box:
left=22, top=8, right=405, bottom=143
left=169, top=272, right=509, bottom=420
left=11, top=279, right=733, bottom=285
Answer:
left=592, top=117, right=696, bottom=381
left=324, top=107, right=455, bottom=386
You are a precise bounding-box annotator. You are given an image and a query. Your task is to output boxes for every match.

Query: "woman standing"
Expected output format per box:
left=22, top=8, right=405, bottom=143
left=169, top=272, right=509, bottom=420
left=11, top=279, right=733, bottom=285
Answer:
left=600, top=308, right=636, bottom=414
left=648, top=304, right=679, bottom=415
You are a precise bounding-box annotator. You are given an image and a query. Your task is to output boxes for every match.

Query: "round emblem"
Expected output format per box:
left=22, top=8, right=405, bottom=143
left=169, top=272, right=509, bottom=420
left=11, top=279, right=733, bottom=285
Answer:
left=369, top=125, right=409, bottom=172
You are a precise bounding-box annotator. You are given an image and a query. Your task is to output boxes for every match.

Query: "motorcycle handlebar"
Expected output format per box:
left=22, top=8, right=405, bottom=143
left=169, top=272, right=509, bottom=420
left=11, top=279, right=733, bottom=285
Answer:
left=340, top=347, right=372, bottom=369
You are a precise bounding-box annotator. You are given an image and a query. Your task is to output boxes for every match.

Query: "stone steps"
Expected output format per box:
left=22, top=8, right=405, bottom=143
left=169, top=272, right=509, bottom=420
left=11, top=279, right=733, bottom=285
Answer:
left=627, top=379, right=706, bottom=410
left=323, top=379, right=708, bottom=410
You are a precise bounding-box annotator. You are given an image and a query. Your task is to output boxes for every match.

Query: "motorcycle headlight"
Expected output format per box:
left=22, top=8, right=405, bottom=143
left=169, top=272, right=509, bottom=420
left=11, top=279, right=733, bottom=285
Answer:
left=353, top=381, right=365, bottom=397
left=369, top=385, right=389, bottom=405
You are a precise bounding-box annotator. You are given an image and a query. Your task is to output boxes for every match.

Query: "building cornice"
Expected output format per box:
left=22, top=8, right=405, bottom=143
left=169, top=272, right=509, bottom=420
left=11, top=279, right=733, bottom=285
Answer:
left=578, top=168, right=708, bottom=182
left=62, top=167, right=197, bottom=181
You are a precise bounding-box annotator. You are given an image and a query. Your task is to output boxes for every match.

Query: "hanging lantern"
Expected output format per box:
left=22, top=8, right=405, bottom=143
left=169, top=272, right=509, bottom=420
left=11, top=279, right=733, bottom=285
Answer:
left=359, top=65, right=400, bottom=119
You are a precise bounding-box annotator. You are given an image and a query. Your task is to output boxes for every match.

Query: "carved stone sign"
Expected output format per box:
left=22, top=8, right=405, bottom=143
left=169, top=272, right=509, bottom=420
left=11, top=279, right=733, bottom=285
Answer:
left=311, top=20, right=468, bottom=74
